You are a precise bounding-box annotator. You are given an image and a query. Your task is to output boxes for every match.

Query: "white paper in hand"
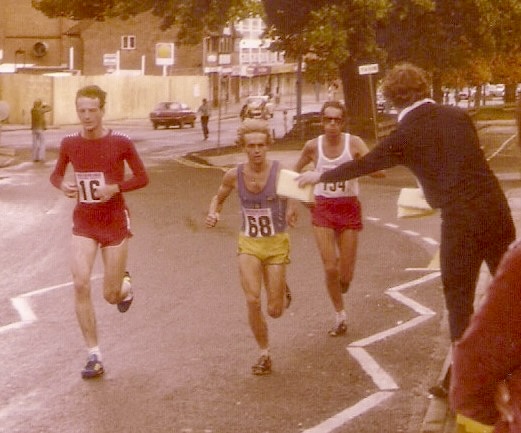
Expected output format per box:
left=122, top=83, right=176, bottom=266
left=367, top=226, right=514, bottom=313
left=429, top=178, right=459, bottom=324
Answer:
left=276, top=169, right=315, bottom=203
left=397, top=187, right=435, bottom=218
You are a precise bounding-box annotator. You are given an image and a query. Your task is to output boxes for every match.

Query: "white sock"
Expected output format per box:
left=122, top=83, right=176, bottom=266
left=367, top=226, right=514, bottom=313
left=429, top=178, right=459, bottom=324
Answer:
left=336, top=310, right=347, bottom=324
left=260, top=348, right=270, bottom=358
left=88, top=346, right=102, bottom=360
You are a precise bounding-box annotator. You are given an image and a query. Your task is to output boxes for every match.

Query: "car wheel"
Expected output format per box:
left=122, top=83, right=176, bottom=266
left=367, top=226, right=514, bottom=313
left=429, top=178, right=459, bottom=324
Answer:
left=152, top=122, right=158, bottom=130
left=179, top=120, right=184, bottom=129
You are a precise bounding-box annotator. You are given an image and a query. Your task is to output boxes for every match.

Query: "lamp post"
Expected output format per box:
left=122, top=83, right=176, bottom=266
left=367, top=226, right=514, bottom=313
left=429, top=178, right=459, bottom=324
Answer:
left=217, top=31, right=232, bottom=149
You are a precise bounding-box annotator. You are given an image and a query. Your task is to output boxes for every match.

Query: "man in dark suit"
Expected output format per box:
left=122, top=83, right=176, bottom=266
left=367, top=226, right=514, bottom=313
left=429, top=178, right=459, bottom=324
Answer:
left=297, top=62, right=515, bottom=396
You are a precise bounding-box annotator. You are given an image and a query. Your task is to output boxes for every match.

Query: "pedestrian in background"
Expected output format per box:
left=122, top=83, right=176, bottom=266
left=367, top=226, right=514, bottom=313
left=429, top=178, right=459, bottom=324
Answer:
left=50, top=85, right=149, bottom=379
left=205, top=118, right=296, bottom=375
left=297, top=63, right=515, bottom=396
left=31, top=99, right=52, bottom=162
left=293, top=100, right=382, bottom=337
left=197, top=98, right=211, bottom=140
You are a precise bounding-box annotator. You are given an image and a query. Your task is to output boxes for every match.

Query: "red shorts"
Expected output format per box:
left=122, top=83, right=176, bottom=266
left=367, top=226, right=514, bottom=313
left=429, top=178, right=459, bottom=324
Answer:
left=311, top=196, right=363, bottom=233
left=72, top=203, right=132, bottom=248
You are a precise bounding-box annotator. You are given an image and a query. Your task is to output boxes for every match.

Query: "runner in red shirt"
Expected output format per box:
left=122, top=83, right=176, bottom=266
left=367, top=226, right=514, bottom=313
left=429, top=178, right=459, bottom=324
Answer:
left=50, top=85, right=149, bottom=379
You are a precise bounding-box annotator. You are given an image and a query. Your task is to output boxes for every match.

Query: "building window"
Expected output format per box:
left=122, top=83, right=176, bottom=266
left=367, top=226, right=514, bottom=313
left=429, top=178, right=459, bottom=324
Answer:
left=121, top=35, right=136, bottom=50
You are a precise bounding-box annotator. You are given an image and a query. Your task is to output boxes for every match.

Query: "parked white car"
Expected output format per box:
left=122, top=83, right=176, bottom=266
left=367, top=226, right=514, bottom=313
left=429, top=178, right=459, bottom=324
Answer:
left=240, top=95, right=275, bottom=120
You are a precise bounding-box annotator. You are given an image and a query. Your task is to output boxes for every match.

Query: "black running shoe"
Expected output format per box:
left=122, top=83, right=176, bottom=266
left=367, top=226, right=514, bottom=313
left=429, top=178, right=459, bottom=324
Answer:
left=328, top=321, right=347, bottom=337
left=81, top=354, right=104, bottom=379
left=252, top=355, right=272, bottom=376
left=429, top=383, right=448, bottom=399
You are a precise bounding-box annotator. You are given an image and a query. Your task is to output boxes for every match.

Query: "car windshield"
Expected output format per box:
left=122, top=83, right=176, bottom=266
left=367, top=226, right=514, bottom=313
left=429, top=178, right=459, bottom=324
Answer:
left=247, top=97, right=266, bottom=107
left=154, top=102, right=182, bottom=110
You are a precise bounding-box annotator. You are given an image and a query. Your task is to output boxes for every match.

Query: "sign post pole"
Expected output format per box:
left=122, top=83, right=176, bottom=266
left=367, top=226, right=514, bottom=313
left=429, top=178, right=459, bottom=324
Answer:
left=358, top=63, right=380, bottom=143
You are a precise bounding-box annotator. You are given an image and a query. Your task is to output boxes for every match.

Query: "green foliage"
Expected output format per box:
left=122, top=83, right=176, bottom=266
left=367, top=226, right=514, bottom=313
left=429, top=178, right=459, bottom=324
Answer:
left=31, top=0, right=521, bottom=111
left=31, top=0, right=116, bottom=20
left=32, top=0, right=261, bottom=42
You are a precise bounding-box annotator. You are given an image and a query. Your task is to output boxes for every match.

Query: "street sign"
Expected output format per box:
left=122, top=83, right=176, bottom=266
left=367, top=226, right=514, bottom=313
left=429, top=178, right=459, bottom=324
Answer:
left=358, top=63, right=379, bottom=75
left=155, top=43, right=175, bottom=66
left=103, top=53, right=117, bottom=67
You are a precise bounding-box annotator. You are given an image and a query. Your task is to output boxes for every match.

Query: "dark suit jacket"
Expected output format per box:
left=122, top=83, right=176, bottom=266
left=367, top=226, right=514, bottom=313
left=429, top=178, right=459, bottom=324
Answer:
left=320, top=103, right=501, bottom=210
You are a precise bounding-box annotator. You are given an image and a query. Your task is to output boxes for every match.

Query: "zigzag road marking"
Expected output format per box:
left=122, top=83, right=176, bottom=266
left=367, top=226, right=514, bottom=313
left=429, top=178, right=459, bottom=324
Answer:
left=303, top=217, right=441, bottom=432
left=2, top=208, right=441, bottom=432
left=0, top=275, right=102, bottom=335
left=302, top=391, right=395, bottom=433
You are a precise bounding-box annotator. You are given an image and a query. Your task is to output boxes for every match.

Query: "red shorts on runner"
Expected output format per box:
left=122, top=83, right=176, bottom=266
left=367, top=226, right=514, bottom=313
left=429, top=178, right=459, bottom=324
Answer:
left=311, top=195, right=363, bottom=233
left=72, top=203, right=132, bottom=248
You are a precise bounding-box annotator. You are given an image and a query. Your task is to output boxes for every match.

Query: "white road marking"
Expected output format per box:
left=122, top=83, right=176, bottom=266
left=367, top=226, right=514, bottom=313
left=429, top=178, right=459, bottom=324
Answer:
left=387, top=272, right=441, bottom=292
left=2, top=210, right=442, bottom=433
left=0, top=275, right=102, bottom=335
left=347, top=348, right=399, bottom=390
left=351, top=315, right=434, bottom=348
left=386, top=291, right=436, bottom=315
left=11, top=297, right=37, bottom=323
left=422, top=237, right=439, bottom=246
left=301, top=392, right=395, bottom=433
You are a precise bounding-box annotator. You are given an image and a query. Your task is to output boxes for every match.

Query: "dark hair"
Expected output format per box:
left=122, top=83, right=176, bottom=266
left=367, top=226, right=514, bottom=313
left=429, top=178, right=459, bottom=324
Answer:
left=381, top=63, right=430, bottom=109
left=320, top=100, right=347, bottom=122
left=235, top=118, right=273, bottom=147
left=76, top=85, right=107, bottom=109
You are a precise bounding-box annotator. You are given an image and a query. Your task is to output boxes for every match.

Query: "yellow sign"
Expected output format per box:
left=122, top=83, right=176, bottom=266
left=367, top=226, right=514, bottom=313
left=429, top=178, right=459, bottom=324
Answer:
left=155, top=43, right=174, bottom=66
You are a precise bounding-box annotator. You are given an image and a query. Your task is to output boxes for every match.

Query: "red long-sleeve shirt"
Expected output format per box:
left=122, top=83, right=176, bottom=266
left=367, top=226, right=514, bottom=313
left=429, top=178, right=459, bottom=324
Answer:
left=50, top=130, right=149, bottom=211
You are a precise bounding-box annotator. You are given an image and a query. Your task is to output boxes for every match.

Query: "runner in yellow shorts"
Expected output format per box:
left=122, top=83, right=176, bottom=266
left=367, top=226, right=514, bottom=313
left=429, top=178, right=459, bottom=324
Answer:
left=206, top=119, right=297, bottom=376
left=237, top=232, right=290, bottom=265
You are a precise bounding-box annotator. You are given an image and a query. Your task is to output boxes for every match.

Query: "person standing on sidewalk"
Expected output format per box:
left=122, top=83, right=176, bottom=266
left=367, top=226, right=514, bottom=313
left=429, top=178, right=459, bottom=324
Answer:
left=197, top=98, right=211, bottom=140
left=31, top=99, right=52, bottom=162
left=293, top=100, right=381, bottom=337
left=297, top=63, right=515, bottom=395
left=205, top=118, right=297, bottom=375
left=50, top=85, right=149, bottom=379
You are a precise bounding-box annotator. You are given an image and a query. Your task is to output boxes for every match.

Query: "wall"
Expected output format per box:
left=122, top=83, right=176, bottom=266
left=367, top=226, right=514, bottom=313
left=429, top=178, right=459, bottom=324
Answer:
left=0, top=74, right=209, bottom=125
left=1, top=0, right=73, bottom=67
left=79, top=12, right=203, bottom=76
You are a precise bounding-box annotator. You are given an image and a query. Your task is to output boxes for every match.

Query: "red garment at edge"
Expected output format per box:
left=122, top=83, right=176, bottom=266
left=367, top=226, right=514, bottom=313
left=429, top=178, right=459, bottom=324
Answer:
left=451, top=240, right=521, bottom=433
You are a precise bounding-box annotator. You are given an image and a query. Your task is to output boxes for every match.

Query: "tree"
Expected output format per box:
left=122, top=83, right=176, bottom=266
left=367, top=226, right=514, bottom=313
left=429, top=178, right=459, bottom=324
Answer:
left=32, top=0, right=262, bottom=42
left=264, top=0, right=389, bottom=128
left=33, top=0, right=521, bottom=120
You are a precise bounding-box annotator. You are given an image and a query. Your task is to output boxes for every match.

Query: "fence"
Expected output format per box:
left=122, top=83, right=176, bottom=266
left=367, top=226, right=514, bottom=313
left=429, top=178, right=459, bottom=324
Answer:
left=0, top=74, right=209, bottom=125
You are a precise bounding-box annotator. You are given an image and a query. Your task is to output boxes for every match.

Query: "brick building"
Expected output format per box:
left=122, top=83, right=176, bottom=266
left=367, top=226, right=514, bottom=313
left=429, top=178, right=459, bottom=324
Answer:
left=0, top=1, right=204, bottom=75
